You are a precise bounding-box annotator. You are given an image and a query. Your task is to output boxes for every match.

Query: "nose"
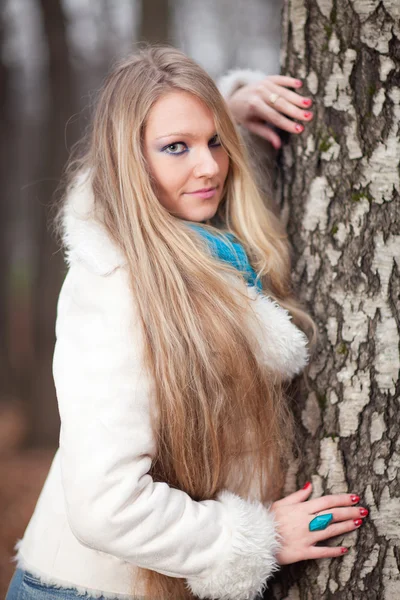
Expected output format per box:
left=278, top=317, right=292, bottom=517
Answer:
left=192, top=147, right=219, bottom=179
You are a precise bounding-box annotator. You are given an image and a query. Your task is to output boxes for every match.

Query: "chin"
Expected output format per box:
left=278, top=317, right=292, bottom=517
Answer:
left=185, top=203, right=219, bottom=223
left=187, top=212, right=217, bottom=223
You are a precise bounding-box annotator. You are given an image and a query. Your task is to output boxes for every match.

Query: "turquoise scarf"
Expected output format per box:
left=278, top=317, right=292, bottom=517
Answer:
left=188, top=223, right=262, bottom=291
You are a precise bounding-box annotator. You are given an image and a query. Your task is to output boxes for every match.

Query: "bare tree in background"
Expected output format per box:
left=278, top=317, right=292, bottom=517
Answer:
left=0, top=12, right=12, bottom=398
left=267, top=1, right=399, bottom=598
left=28, top=0, right=80, bottom=444
left=139, top=0, right=171, bottom=44
left=0, top=7, right=30, bottom=451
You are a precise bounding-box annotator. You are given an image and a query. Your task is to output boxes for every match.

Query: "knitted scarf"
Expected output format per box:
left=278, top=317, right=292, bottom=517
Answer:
left=188, top=223, right=262, bottom=291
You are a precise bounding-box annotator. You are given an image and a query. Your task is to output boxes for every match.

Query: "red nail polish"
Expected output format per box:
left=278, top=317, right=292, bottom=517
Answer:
left=303, top=99, right=312, bottom=106
left=354, top=519, right=363, bottom=527
left=351, top=495, right=360, bottom=503
left=302, top=481, right=311, bottom=489
left=360, top=508, right=369, bottom=517
left=341, top=547, right=348, bottom=554
left=296, top=80, right=303, bottom=87
left=304, top=112, right=313, bottom=119
left=295, top=124, right=304, bottom=133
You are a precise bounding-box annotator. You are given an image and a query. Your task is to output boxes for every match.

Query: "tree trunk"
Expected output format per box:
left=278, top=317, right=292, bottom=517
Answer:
left=139, top=0, right=171, bottom=44
left=28, top=0, right=79, bottom=445
left=268, top=1, right=400, bottom=598
left=0, top=10, right=12, bottom=398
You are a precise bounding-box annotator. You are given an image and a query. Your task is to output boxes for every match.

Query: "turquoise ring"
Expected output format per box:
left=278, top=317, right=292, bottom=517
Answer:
left=309, top=513, right=333, bottom=532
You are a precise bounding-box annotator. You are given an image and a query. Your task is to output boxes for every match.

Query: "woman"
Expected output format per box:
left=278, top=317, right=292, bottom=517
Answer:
left=6, top=47, right=367, bottom=600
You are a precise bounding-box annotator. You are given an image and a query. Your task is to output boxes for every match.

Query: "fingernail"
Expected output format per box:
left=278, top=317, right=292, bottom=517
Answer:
left=296, top=80, right=303, bottom=87
left=354, top=519, right=363, bottom=527
left=303, top=99, right=312, bottom=106
left=360, top=508, right=369, bottom=517
left=295, top=124, right=304, bottom=133
left=341, top=547, right=348, bottom=554
left=302, top=481, right=311, bottom=489
left=304, top=112, right=313, bottom=119
left=351, top=495, right=360, bottom=503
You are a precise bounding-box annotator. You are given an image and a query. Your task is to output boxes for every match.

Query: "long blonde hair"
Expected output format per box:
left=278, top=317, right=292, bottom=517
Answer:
left=60, top=46, right=315, bottom=599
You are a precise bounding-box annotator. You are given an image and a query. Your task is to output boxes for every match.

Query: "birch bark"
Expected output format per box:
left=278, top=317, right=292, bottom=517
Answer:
left=268, top=1, right=400, bottom=598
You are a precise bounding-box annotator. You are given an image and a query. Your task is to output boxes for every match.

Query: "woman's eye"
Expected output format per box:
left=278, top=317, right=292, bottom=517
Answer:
left=164, top=142, right=187, bottom=154
left=209, top=134, right=221, bottom=147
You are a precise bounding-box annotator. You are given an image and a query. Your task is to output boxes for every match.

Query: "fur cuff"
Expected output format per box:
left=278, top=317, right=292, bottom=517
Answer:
left=217, top=69, right=268, bottom=100
left=186, top=491, right=281, bottom=600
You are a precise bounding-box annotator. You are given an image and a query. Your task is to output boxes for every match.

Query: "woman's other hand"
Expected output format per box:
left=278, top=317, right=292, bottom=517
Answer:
left=270, top=482, right=368, bottom=565
left=227, top=76, right=313, bottom=150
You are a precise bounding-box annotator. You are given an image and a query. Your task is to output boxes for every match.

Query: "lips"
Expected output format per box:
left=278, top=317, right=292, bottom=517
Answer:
left=185, top=187, right=218, bottom=200
left=188, top=187, right=216, bottom=194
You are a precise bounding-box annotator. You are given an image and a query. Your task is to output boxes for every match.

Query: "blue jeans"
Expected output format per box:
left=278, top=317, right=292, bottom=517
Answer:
left=5, top=568, right=116, bottom=600
left=7, top=568, right=265, bottom=600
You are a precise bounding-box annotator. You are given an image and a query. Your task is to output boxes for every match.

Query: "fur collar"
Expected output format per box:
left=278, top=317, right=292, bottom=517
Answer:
left=61, top=171, right=126, bottom=276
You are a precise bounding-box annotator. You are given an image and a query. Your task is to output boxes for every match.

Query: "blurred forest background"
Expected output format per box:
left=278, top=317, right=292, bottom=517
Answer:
left=0, top=0, right=283, bottom=592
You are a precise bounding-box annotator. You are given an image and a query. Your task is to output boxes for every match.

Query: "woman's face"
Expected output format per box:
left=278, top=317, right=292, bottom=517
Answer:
left=143, top=90, right=230, bottom=222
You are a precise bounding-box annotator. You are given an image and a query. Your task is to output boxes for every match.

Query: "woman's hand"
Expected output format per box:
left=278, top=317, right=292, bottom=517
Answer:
left=270, top=482, right=368, bottom=565
left=227, top=76, right=313, bottom=150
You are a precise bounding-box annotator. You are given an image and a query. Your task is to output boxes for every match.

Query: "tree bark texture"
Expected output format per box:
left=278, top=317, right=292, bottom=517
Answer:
left=269, top=1, right=400, bottom=598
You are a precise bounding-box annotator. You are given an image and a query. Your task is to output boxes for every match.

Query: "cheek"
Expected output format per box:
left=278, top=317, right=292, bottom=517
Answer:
left=149, top=157, right=187, bottom=207
left=149, top=156, right=177, bottom=191
left=159, top=165, right=186, bottom=195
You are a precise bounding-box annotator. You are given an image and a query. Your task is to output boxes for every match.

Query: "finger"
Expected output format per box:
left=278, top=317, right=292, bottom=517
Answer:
left=263, top=80, right=313, bottom=110
left=260, top=84, right=313, bottom=122
left=276, top=88, right=313, bottom=110
left=307, top=494, right=361, bottom=513
left=245, top=121, right=282, bottom=149
left=311, top=518, right=364, bottom=543
left=266, top=75, right=303, bottom=89
left=274, top=481, right=313, bottom=507
left=248, top=97, right=304, bottom=134
left=307, top=545, right=349, bottom=560
left=314, top=507, right=368, bottom=523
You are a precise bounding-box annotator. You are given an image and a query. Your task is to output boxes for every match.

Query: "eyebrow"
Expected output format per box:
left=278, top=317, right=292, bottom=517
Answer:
left=155, top=131, right=217, bottom=140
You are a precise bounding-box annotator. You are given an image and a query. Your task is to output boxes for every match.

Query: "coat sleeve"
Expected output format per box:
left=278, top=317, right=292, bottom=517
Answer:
left=217, top=68, right=268, bottom=101
left=54, top=263, right=281, bottom=600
